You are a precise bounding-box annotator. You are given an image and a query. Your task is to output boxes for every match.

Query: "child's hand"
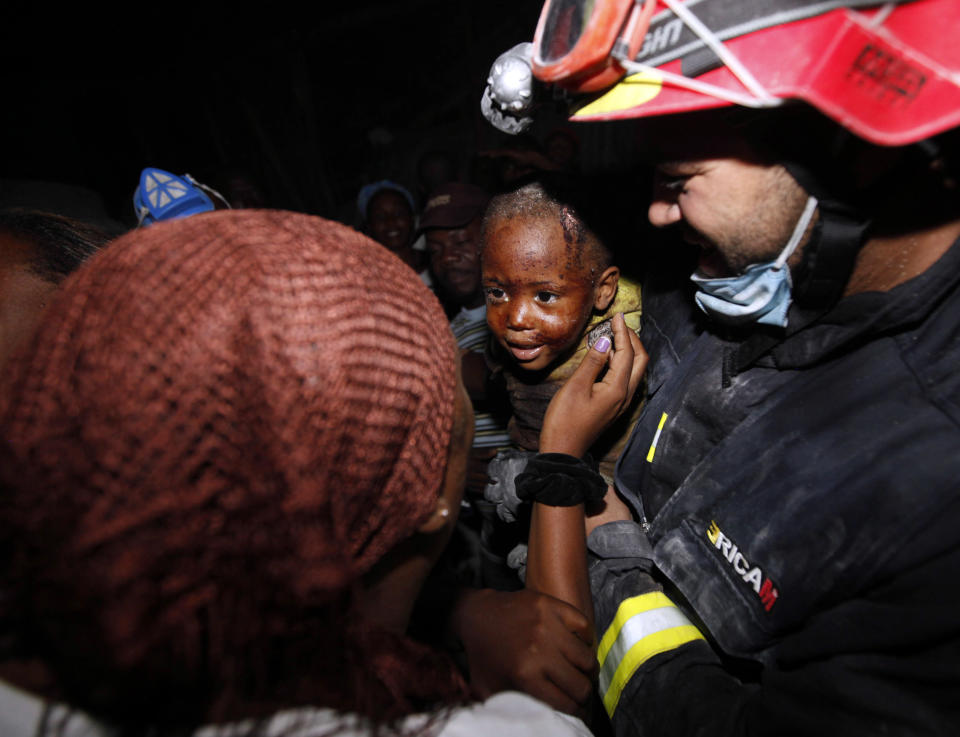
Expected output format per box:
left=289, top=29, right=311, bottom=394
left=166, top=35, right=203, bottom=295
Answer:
left=540, top=313, right=647, bottom=458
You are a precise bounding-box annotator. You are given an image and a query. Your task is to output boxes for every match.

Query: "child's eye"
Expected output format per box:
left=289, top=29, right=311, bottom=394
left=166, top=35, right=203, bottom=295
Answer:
left=484, top=287, right=506, bottom=302
left=536, top=291, right=560, bottom=304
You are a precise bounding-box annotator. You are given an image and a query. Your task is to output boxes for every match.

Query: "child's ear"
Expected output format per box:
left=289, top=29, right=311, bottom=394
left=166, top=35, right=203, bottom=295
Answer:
left=593, top=266, right=620, bottom=312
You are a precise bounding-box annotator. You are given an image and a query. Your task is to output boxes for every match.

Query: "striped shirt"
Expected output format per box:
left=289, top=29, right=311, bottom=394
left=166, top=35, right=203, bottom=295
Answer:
left=450, top=305, right=511, bottom=450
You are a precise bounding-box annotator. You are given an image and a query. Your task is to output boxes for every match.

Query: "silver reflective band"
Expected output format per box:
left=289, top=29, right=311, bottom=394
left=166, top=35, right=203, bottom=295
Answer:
left=599, top=604, right=693, bottom=693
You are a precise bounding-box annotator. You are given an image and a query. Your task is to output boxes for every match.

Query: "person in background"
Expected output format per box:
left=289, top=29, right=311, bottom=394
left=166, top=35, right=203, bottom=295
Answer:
left=0, top=208, right=108, bottom=373
left=417, top=150, right=458, bottom=209
left=358, top=179, right=432, bottom=287
left=421, top=182, right=512, bottom=590
left=422, top=182, right=510, bottom=458
left=544, top=129, right=580, bottom=173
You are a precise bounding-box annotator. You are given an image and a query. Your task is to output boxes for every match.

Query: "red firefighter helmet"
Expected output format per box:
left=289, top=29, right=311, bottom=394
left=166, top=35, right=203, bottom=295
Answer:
left=526, top=0, right=960, bottom=146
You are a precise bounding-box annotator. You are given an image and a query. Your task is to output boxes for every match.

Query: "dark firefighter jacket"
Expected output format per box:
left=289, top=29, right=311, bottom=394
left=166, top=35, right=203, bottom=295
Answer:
left=589, top=237, right=960, bottom=736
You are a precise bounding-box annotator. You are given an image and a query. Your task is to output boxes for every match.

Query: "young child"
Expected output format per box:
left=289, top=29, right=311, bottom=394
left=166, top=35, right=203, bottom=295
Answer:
left=481, top=180, right=644, bottom=485
left=474, top=180, right=643, bottom=586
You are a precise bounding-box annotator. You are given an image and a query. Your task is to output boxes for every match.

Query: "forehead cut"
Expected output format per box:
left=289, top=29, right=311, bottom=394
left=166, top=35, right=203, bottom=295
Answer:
left=482, top=181, right=612, bottom=276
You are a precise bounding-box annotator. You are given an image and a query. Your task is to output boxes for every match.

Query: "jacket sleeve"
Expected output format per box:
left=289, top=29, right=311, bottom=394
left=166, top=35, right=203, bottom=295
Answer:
left=589, top=521, right=750, bottom=737
left=588, top=518, right=960, bottom=737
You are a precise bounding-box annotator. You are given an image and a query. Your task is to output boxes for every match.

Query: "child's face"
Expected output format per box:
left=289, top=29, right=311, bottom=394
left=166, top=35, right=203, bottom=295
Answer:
left=482, top=216, right=599, bottom=372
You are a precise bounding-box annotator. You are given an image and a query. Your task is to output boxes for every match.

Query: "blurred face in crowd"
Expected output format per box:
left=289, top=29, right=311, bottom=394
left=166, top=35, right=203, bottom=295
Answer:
left=0, top=234, right=59, bottom=373
left=367, top=190, right=414, bottom=254
left=482, top=215, right=616, bottom=373
left=425, top=217, right=484, bottom=308
left=545, top=131, right=577, bottom=170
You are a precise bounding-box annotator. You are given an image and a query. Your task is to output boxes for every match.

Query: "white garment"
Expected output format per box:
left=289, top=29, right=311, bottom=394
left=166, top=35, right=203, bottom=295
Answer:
left=0, top=680, right=592, bottom=737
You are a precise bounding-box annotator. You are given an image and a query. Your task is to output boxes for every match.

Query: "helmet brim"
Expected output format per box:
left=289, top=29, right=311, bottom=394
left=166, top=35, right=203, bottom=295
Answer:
left=566, top=0, right=960, bottom=147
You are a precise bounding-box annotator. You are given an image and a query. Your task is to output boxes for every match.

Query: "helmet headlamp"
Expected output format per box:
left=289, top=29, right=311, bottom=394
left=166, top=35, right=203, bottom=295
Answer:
left=485, top=0, right=960, bottom=147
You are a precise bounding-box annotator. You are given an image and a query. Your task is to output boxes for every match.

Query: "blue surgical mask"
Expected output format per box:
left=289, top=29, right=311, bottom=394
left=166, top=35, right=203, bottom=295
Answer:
left=690, top=196, right=818, bottom=328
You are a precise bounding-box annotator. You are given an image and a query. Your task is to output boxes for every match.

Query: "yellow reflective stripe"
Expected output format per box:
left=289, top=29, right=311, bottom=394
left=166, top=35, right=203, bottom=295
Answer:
left=601, top=624, right=705, bottom=717
left=646, top=412, right=668, bottom=462
left=597, top=592, right=705, bottom=718
left=597, top=591, right=675, bottom=667
left=599, top=606, right=694, bottom=692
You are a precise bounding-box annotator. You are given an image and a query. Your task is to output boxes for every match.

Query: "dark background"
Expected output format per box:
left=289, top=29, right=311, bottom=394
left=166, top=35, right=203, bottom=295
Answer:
left=3, top=2, right=647, bottom=232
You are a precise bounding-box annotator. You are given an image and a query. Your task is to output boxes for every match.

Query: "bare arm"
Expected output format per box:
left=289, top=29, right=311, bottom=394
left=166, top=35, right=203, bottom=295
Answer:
left=526, top=501, right=596, bottom=629
left=445, top=316, right=645, bottom=717
left=525, top=314, right=648, bottom=623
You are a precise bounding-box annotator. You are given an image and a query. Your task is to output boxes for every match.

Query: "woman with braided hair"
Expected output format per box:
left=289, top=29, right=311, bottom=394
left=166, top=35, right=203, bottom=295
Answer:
left=0, top=211, right=590, bottom=736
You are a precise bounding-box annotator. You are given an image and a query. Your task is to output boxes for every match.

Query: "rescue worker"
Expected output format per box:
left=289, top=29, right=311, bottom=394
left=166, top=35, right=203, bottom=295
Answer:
left=479, top=1, right=960, bottom=734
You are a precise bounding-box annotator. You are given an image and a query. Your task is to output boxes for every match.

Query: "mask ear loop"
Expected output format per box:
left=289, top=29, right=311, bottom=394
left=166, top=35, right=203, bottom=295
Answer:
left=613, top=0, right=783, bottom=109
left=774, top=196, right=819, bottom=271
left=865, top=2, right=897, bottom=26
left=136, top=204, right=152, bottom=226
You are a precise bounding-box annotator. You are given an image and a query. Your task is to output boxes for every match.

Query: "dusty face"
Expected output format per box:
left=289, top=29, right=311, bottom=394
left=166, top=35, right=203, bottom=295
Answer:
left=648, top=149, right=809, bottom=278
left=366, top=190, right=414, bottom=254
left=482, top=216, right=600, bottom=373
left=425, top=217, right=483, bottom=307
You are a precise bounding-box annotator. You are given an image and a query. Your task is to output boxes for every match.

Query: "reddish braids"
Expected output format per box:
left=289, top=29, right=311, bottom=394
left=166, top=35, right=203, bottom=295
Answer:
left=0, top=210, right=465, bottom=727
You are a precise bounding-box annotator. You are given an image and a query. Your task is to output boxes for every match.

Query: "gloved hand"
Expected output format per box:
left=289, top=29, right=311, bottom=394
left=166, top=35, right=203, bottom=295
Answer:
left=483, top=448, right=535, bottom=523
